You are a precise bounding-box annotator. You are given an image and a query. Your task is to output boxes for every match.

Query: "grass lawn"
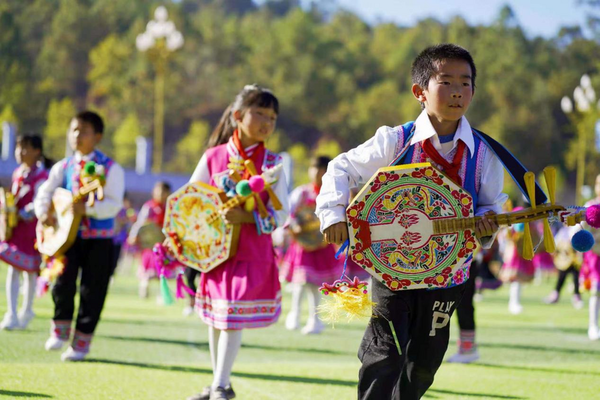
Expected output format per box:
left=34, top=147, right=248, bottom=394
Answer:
left=1, top=266, right=599, bottom=400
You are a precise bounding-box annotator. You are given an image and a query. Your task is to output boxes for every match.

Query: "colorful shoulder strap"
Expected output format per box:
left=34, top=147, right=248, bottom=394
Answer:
left=391, top=122, right=547, bottom=206
left=472, top=129, right=547, bottom=206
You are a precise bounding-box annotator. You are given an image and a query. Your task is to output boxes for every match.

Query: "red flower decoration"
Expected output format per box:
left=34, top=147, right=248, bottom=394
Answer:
left=458, top=231, right=477, bottom=258
left=423, top=267, right=452, bottom=287
left=411, top=167, right=444, bottom=185
left=382, top=274, right=413, bottom=290
left=451, top=191, right=473, bottom=217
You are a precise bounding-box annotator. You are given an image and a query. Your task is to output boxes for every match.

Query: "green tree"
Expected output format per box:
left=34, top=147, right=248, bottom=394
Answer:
left=113, top=113, right=143, bottom=168
left=44, top=98, right=75, bottom=160
left=167, top=120, right=210, bottom=173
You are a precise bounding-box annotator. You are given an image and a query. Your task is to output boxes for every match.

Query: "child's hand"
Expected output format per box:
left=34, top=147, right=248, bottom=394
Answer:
left=40, top=213, right=56, bottom=227
left=475, top=211, right=498, bottom=239
left=71, top=201, right=86, bottom=217
left=220, top=207, right=254, bottom=225
left=323, top=221, right=349, bottom=245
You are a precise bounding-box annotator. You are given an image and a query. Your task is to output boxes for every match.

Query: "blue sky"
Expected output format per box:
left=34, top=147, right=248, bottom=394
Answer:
left=324, top=0, right=592, bottom=38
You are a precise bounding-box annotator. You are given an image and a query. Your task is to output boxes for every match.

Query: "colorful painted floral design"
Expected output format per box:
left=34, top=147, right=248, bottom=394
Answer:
left=400, top=231, right=422, bottom=247
left=451, top=190, right=473, bottom=217
left=397, top=213, right=419, bottom=228
left=424, top=267, right=452, bottom=287
left=457, top=231, right=477, bottom=258
left=382, top=274, right=413, bottom=290
left=411, top=167, right=444, bottom=185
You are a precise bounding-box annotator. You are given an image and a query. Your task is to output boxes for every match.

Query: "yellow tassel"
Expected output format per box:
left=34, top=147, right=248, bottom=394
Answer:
left=318, top=277, right=375, bottom=326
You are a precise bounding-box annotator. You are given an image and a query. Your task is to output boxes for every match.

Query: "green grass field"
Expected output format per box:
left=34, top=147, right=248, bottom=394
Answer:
left=1, top=268, right=599, bottom=400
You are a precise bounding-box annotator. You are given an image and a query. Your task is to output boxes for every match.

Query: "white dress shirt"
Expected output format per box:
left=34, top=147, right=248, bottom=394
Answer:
left=190, top=150, right=290, bottom=228
left=34, top=151, right=125, bottom=220
left=315, top=110, right=508, bottom=245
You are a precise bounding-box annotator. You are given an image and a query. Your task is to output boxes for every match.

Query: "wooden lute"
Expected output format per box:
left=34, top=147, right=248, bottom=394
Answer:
left=36, top=178, right=105, bottom=257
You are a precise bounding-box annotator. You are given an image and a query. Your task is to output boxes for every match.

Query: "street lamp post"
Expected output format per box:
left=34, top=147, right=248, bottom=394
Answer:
left=561, top=74, right=600, bottom=205
left=136, top=6, right=184, bottom=173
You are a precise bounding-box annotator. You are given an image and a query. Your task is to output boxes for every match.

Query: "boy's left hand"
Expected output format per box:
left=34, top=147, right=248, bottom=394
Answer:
left=475, top=211, right=498, bottom=239
left=71, top=201, right=86, bottom=217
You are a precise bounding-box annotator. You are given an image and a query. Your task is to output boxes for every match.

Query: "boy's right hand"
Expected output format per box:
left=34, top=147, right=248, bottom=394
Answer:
left=40, top=213, right=56, bottom=227
left=323, top=221, right=349, bottom=245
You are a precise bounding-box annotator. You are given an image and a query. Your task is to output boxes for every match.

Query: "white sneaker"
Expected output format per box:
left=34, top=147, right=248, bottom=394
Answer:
left=509, top=303, right=523, bottom=315
left=588, top=326, right=600, bottom=341
left=0, top=314, right=19, bottom=330
left=61, top=346, right=87, bottom=361
left=182, top=306, right=194, bottom=317
left=285, top=312, right=300, bottom=330
left=17, top=310, right=35, bottom=329
left=301, top=319, right=325, bottom=335
left=473, top=293, right=484, bottom=303
left=45, top=336, right=68, bottom=351
left=572, top=295, right=584, bottom=310
left=446, top=350, right=480, bottom=364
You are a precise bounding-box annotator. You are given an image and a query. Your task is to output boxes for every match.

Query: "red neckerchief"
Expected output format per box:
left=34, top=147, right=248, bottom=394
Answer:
left=149, top=199, right=166, bottom=227
left=422, top=138, right=466, bottom=185
left=312, top=183, right=321, bottom=195
left=232, top=130, right=265, bottom=179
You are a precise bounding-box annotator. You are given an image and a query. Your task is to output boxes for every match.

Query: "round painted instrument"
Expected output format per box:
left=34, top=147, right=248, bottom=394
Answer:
left=0, top=187, right=17, bottom=242
left=137, top=222, right=165, bottom=250
left=163, top=182, right=241, bottom=273
left=36, top=178, right=104, bottom=257
left=290, top=204, right=326, bottom=251
left=347, top=163, right=478, bottom=291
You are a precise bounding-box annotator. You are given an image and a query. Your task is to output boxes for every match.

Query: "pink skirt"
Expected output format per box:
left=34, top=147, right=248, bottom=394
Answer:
left=279, top=241, right=340, bottom=286
left=500, top=247, right=534, bottom=283
left=581, top=252, right=600, bottom=291
left=533, top=252, right=555, bottom=271
left=0, top=220, right=41, bottom=273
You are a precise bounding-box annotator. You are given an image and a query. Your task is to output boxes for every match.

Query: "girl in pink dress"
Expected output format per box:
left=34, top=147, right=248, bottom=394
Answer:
left=499, top=207, right=535, bottom=315
left=128, top=181, right=173, bottom=299
left=280, top=156, right=340, bottom=335
left=0, top=135, right=50, bottom=330
left=581, top=174, right=600, bottom=340
left=187, top=85, right=289, bottom=400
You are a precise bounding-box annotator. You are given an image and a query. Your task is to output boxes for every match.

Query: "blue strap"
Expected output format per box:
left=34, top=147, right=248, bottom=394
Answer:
left=472, top=129, right=547, bottom=205
left=335, top=239, right=350, bottom=280
left=391, top=122, right=417, bottom=166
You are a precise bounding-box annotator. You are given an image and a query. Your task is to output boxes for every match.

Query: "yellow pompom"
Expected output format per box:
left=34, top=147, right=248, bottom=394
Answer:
left=318, top=288, right=375, bottom=326
left=244, top=196, right=256, bottom=212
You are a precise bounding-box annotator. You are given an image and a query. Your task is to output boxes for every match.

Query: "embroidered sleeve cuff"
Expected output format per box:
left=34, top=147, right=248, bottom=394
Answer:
left=253, top=208, right=278, bottom=235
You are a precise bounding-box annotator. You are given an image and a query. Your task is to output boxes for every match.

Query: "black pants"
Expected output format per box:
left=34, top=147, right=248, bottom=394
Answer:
left=52, top=238, right=114, bottom=334
left=456, top=261, right=478, bottom=331
left=555, top=265, right=580, bottom=295
left=358, top=280, right=466, bottom=400
left=184, top=267, right=200, bottom=296
left=110, top=243, right=122, bottom=276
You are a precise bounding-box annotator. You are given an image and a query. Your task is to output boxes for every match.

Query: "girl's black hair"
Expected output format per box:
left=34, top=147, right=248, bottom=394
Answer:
left=17, top=134, right=54, bottom=169
left=207, top=84, right=279, bottom=148
left=155, top=181, right=172, bottom=192
left=311, top=155, right=331, bottom=170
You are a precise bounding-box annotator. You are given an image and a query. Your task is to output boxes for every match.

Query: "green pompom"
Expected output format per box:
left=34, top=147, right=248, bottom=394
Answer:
left=236, top=180, right=252, bottom=197
left=83, top=161, right=96, bottom=175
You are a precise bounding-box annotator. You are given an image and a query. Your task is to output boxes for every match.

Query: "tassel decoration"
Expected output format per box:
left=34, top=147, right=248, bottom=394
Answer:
left=318, top=276, right=375, bottom=325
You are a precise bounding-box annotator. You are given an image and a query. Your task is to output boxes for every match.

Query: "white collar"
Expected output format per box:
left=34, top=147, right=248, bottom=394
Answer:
left=410, top=110, right=475, bottom=158
left=74, top=150, right=96, bottom=162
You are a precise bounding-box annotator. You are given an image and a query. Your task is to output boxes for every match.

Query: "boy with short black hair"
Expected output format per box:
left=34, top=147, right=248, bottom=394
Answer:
left=35, top=110, right=125, bottom=361
left=316, top=44, right=507, bottom=399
